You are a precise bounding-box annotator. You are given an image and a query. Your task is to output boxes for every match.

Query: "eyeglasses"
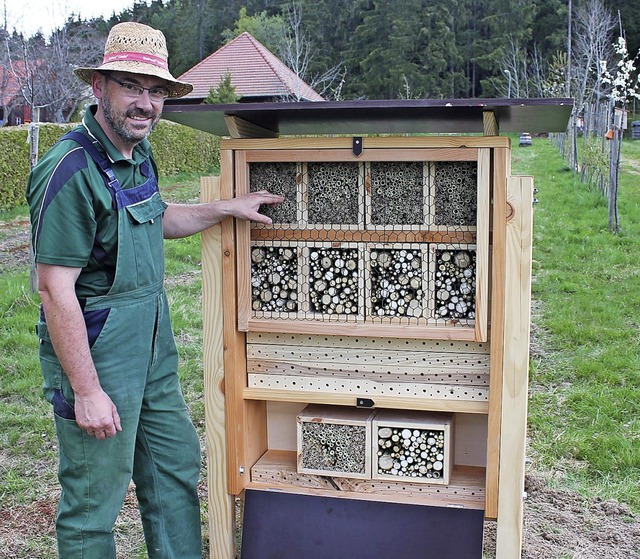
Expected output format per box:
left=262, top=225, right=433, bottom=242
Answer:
left=103, top=74, right=170, bottom=102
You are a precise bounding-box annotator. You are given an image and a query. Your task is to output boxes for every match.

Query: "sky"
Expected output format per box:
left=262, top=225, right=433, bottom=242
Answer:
left=4, top=0, right=137, bottom=38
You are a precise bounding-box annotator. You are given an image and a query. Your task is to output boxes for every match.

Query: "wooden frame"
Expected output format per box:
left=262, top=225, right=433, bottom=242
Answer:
left=296, top=404, right=376, bottom=479
left=372, top=410, right=455, bottom=485
left=235, top=142, right=490, bottom=342
left=202, top=134, right=534, bottom=559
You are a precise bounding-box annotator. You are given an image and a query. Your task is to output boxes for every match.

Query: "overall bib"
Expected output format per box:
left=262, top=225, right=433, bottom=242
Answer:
left=36, top=132, right=201, bottom=559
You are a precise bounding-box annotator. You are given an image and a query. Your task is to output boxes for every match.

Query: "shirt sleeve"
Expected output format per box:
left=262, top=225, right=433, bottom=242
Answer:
left=28, top=147, right=98, bottom=268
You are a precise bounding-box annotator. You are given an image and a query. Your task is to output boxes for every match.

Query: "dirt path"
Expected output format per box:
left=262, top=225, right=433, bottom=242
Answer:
left=0, top=217, right=31, bottom=273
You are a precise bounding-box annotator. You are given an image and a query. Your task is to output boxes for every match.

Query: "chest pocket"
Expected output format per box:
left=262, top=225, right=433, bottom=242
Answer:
left=121, top=189, right=166, bottom=288
left=125, top=190, right=166, bottom=224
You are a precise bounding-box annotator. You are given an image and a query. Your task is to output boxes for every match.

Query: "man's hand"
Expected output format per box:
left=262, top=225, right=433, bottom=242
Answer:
left=74, top=388, right=122, bottom=440
left=227, top=190, right=285, bottom=225
left=163, top=190, right=285, bottom=238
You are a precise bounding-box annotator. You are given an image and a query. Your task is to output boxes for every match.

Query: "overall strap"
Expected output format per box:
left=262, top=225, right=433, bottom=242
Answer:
left=61, top=131, right=123, bottom=208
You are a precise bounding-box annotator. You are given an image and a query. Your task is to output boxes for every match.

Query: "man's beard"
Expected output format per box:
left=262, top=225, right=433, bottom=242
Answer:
left=101, top=93, right=160, bottom=146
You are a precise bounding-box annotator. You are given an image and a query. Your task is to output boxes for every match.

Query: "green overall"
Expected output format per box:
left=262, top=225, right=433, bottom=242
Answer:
left=35, top=132, right=201, bottom=558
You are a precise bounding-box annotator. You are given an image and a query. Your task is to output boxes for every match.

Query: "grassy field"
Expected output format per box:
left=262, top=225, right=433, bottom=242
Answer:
left=514, top=137, right=640, bottom=510
left=1, top=140, right=639, bottom=557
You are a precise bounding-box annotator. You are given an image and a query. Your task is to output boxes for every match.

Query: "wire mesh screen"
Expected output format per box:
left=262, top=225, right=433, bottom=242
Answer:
left=248, top=159, right=478, bottom=328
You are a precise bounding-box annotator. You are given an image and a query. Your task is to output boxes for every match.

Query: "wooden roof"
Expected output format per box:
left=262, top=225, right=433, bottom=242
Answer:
left=176, top=32, right=324, bottom=102
left=162, top=97, right=573, bottom=138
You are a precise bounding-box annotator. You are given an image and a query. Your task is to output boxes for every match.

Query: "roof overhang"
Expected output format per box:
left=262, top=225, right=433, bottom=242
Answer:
left=162, top=98, right=573, bottom=138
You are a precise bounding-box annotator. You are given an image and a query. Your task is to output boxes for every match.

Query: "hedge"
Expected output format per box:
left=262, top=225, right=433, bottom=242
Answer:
left=0, top=119, right=220, bottom=212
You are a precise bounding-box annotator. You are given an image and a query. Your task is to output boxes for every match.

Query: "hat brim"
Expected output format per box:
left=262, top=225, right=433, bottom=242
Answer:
left=75, top=61, right=193, bottom=98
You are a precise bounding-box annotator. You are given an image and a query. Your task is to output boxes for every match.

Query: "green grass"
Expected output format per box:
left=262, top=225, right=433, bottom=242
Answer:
left=512, top=137, right=640, bottom=509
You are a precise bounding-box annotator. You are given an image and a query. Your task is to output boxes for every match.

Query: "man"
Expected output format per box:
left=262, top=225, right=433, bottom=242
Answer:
left=26, top=22, right=283, bottom=558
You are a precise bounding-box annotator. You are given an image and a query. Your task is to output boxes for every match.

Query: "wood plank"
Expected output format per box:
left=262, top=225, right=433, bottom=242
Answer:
left=247, top=343, right=490, bottom=365
left=242, top=148, right=479, bottom=162
left=250, top=228, right=476, bottom=244
left=224, top=115, right=278, bottom=139
left=249, top=450, right=486, bottom=510
left=247, top=373, right=488, bottom=402
left=246, top=343, right=490, bottom=376
left=242, top=388, right=490, bottom=414
left=246, top=361, right=489, bottom=385
left=243, top=318, right=478, bottom=341
left=485, top=147, right=509, bottom=519
left=235, top=151, right=251, bottom=331
left=201, top=176, right=235, bottom=559
left=483, top=111, right=499, bottom=136
left=475, top=149, right=491, bottom=342
left=220, top=149, right=268, bottom=496
left=247, top=344, right=489, bottom=368
left=220, top=136, right=511, bottom=151
left=495, top=176, right=533, bottom=559
left=247, top=331, right=490, bottom=354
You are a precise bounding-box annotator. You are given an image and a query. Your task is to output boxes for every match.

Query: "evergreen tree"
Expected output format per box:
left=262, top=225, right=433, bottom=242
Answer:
left=604, top=0, right=640, bottom=56
left=204, top=72, right=239, bottom=103
left=101, top=0, right=639, bottom=101
left=531, top=0, right=569, bottom=59
left=221, top=7, right=287, bottom=53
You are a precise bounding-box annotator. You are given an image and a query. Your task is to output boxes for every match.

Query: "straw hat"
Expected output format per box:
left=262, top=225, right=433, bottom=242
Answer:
left=74, top=22, right=193, bottom=98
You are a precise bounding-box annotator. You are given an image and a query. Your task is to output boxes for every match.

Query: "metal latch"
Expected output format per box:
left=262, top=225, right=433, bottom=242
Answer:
left=353, top=137, right=363, bottom=156
left=356, top=397, right=375, bottom=408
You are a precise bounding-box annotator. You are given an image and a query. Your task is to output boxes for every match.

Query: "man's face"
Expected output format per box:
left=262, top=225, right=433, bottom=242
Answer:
left=98, top=72, right=169, bottom=147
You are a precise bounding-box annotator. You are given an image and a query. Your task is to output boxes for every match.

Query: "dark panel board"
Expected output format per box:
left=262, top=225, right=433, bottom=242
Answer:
left=162, top=98, right=573, bottom=137
left=241, top=489, right=485, bottom=559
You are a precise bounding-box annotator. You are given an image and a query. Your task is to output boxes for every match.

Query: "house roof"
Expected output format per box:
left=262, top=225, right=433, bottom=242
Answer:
left=0, top=62, right=28, bottom=106
left=177, top=32, right=324, bottom=102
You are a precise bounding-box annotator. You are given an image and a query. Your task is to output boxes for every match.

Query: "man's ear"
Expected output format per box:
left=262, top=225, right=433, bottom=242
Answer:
left=91, top=72, right=106, bottom=100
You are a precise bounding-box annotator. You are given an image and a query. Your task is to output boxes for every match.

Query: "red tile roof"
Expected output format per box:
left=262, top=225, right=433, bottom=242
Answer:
left=177, top=32, right=323, bottom=102
left=0, top=61, right=29, bottom=106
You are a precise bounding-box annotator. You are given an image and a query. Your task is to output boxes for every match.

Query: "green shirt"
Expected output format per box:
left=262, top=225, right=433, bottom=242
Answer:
left=26, top=106, right=164, bottom=298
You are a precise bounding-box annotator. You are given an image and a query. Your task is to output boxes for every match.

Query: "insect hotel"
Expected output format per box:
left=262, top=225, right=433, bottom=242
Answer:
left=163, top=98, right=572, bottom=559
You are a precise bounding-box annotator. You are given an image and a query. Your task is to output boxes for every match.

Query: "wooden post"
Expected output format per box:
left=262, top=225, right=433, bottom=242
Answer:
left=201, top=175, right=235, bottom=559
left=483, top=110, right=498, bottom=136
left=485, top=147, right=510, bottom=519
left=29, top=107, right=41, bottom=293
left=495, top=176, right=534, bottom=559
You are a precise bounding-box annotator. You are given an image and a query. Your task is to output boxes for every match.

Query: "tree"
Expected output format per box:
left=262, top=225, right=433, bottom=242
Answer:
left=45, top=19, right=106, bottom=122
left=221, top=6, right=286, bottom=54
left=572, top=0, right=616, bottom=110
left=474, top=0, right=535, bottom=96
left=599, top=34, right=640, bottom=232
left=4, top=18, right=105, bottom=124
left=531, top=0, right=569, bottom=59
left=604, top=0, right=640, bottom=56
left=0, top=28, right=23, bottom=125
left=203, top=71, right=239, bottom=104
left=277, top=1, right=344, bottom=100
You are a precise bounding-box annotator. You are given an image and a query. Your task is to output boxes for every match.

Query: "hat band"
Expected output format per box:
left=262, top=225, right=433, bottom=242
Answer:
left=103, top=51, right=169, bottom=70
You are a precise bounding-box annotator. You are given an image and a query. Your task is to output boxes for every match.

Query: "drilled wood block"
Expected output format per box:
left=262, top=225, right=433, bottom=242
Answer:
left=373, top=410, right=454, bottom=485
left=297, top=404, right=376, bottom=479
